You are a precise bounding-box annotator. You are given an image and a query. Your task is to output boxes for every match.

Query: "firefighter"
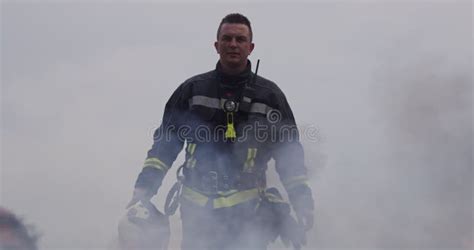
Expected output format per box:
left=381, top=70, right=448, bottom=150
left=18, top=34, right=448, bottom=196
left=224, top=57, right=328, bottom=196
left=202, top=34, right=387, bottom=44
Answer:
left=127, top=13, right=314, bottom=249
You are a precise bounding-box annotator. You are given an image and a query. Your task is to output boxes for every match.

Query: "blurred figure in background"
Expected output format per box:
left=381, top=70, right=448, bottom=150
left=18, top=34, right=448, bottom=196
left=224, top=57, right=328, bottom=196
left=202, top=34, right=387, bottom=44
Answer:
left=0, top=207, right=38, bottom=250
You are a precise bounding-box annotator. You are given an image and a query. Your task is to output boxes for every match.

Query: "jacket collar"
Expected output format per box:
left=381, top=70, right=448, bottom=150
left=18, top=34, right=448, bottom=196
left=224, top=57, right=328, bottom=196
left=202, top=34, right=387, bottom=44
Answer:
left=215, top=60, right=252, bottom=89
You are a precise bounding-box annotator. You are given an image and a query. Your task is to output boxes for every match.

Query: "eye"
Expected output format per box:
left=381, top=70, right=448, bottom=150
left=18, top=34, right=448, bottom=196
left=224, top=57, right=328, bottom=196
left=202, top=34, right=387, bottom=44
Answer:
left=236, top=36, right=247, bottom=43
left=221, top=35, right=232, bottom=42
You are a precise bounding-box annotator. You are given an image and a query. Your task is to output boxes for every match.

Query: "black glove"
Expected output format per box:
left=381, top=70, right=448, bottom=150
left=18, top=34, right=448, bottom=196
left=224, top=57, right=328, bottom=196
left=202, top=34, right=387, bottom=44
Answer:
left=127, top=166, right=165, bottom=208
left=280, top=211, right=306, bottom=250
left=257, top=187, right=308, bottom=250
left=288, top=184, right=314, bottom=231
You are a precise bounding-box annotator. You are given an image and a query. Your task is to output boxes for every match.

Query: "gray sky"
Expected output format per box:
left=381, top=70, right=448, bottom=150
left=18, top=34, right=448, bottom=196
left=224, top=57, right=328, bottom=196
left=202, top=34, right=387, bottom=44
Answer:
left=1, top=1, right=472, bottom=249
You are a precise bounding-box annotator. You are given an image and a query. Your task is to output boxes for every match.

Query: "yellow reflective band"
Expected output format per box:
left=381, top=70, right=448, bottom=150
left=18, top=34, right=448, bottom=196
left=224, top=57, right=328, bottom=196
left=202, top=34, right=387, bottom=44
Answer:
left=216, top=189, right=239, bottom=197
left=143, top=164, right=168, bottom=172
left=143, top=157, right=169, bottom=172
left=185, top=143, right=197, bottom=169
left=181, top=186, right=208, bottom=206
left=213, top=188, right=259, bottom=209
left=243, top=148, right=257, bottom=173
left=246, top=149, right=252, bottom=161
left=186, top=143, right=196, bottom=154
left=251, top=148, right=257, bottom=158
left=144, top=158, right=169, bottom=169
left=225, top=113, right=236, bottom=139
left=283, top=175, right=309, bottom=190
left=186, top=158, right=197, bottom=169
left=181, top=186, right=260, bottom=209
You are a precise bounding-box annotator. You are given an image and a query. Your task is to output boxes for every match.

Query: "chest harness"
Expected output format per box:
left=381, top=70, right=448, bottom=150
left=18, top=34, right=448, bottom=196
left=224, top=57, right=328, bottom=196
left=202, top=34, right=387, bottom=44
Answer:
left=165, top=60, right=262, bottom=214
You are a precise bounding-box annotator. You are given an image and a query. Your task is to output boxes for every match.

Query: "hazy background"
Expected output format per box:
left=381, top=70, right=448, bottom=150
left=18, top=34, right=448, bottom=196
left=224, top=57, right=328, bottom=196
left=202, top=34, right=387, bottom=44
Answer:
left=1, top=0, right=472, bottom=249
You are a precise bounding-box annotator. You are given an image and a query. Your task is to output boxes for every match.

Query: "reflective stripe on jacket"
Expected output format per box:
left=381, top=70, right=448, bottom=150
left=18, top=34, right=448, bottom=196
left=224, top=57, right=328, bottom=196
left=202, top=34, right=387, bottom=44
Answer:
left=135, top=61, right=310, bottom=207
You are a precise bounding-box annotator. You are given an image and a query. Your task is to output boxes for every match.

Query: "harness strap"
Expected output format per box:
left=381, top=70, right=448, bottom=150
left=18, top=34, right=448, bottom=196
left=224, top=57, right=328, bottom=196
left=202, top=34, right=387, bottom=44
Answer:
left=181, top=185, right=260, bottom=209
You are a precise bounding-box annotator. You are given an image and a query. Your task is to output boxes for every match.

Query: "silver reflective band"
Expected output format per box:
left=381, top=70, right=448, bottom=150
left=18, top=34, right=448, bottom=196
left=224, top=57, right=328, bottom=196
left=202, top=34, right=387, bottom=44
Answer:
left=189, top=96, right=221, bottom=109
left=249, top=102, right=272, bottom=115
left=188, top=95, right=277, bottom=116
left=189, top=96, right=240, bottom=111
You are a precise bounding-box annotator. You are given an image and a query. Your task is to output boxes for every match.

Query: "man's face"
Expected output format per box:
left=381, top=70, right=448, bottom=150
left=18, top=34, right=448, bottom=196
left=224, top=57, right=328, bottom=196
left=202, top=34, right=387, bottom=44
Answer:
left=214, top=23, right=254, bottom=70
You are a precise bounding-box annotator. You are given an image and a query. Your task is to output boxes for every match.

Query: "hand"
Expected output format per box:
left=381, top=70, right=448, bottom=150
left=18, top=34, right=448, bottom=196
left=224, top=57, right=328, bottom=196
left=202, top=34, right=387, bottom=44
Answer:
left=126, top=187, right=153, bottom=208
left=296, top=209, right=314, bottom=231
left=280, top=212, right=307, bottom=250
left=287, top=184, right=315, bottom=231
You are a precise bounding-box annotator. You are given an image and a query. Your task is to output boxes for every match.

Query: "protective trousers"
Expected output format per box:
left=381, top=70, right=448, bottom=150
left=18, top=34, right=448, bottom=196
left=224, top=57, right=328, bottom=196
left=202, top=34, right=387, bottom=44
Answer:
left=179, top=198, right=268, bottom=250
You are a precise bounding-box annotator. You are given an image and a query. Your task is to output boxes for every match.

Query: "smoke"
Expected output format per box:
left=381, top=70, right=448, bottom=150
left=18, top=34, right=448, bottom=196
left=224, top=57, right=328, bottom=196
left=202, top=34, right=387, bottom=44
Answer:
left=296, top=3, right=473, bottom=249
left=2, top=1, right=472, bottom=250
left=368, top=57, right=472, bottom=248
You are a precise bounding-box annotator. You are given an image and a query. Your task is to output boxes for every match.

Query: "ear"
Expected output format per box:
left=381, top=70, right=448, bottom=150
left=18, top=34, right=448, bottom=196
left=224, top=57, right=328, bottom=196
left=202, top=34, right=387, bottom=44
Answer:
left=249, top=43, right=255, bottom=54
left=214, top=41, right=219, bottom=54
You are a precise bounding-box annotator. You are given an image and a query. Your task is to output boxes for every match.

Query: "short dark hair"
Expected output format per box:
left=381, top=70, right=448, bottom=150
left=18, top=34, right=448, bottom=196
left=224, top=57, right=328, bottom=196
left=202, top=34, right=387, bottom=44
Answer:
left=217, top=13, right=253, bottom=42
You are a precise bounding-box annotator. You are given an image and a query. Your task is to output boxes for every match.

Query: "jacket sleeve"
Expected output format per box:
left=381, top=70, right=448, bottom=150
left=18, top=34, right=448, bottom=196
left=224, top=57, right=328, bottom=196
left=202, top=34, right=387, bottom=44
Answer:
left=134, top=83, right=188, bottom=195
left=271, top=89, right=314, bottom=212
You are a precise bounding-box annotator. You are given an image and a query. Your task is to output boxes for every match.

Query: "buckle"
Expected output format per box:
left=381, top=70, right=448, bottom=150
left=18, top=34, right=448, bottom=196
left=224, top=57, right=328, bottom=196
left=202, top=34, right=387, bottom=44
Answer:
left=199, top=171, right=233, bottom=194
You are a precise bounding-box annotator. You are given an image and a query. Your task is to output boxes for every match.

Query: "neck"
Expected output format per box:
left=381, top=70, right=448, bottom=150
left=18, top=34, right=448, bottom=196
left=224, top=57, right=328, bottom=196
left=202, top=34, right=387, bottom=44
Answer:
left=219, top=62, right=248, bottom=75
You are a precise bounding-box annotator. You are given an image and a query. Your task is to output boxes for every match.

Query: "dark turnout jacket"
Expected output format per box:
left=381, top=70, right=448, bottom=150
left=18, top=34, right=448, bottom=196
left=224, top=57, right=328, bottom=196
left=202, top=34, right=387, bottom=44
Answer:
left=135, top=61, right=313, bottom=210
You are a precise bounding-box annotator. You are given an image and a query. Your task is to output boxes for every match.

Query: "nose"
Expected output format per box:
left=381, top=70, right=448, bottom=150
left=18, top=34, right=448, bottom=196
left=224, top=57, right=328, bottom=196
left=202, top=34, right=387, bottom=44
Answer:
left=229, top=38, right=238, bottom=47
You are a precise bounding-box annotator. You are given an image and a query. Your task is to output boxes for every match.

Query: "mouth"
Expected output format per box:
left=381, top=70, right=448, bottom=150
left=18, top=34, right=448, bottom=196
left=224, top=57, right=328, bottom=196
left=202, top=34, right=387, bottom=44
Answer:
left=227, top=52, right=240, bottom=56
